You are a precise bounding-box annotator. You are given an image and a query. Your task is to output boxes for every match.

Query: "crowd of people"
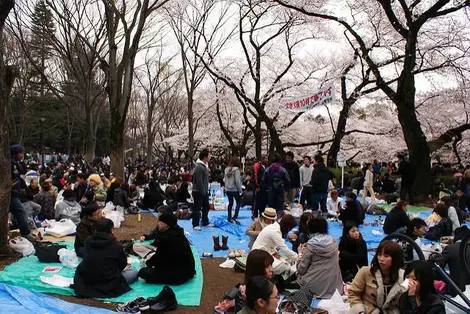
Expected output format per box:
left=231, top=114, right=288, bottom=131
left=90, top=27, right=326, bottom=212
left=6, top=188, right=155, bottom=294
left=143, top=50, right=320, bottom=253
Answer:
left=7, top=143, right=470, bottom=314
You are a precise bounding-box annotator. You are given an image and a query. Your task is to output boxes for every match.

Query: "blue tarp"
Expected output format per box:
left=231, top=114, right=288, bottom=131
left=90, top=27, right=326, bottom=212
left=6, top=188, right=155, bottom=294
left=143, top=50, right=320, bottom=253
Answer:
left=0, top=283, right=113, bottom=313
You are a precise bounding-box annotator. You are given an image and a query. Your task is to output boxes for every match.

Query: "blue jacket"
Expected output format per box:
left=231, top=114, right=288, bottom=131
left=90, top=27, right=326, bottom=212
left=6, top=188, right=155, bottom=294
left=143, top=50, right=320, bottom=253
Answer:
left=11, top=159, right=26, bottom=198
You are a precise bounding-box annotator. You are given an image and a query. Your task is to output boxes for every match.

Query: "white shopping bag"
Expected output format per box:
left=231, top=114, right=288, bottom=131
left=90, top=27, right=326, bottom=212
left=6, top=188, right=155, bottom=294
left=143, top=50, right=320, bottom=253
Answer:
left=317, top=289, right=349, bottom=314
left=45, top=219, right=77, bottom=237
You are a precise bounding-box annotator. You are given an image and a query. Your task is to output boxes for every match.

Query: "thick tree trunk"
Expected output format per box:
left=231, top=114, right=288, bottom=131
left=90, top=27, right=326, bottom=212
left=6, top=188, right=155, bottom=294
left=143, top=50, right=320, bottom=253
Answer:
left=187, top=94, right=194, bottom=162
left=327, top=101, right=351, bottom=167
left=110, top=119, right=124, bottom=178
left=255, top=120, right=262, bottom=159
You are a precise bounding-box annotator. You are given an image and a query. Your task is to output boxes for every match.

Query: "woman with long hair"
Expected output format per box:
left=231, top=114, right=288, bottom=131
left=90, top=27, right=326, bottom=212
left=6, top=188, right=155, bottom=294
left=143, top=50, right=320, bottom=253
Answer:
left=224, top=156, right=243, bottom=224
left=425, top=203, right=452, bottom=241
left=338, top=222, right=368, bottom=283
left=237, top=276, right=279, bottom=314
left=399, top=260, right=444, bottom=313
left=383, top=200, right=410, bottom=234
left=349, top=240, right=407, bottom=314
left=292, top=211, right=314, bottom=252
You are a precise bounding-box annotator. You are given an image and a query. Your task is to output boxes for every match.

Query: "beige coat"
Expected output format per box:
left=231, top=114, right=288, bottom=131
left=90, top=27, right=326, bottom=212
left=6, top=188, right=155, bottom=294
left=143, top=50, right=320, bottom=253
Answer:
left=245, top=220, right=263, bottom=249
left=348, top=266, right=407, bottom=314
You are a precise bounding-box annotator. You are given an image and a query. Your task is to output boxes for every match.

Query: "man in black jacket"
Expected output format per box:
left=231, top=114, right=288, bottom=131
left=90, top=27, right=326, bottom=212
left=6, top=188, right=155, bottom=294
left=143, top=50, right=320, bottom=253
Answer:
left=284, top=151, right=300, bottom=205
left=442, top=226, right=470, bottom=296
left=73, top=218, right=139, bottom=298
left=310, top=155, right=335, bottom=213
left=191, top=148, right=211, bottom=230
left=138, top=213, right=196, bottom=285
left=398, top=154, right=414, bottom=203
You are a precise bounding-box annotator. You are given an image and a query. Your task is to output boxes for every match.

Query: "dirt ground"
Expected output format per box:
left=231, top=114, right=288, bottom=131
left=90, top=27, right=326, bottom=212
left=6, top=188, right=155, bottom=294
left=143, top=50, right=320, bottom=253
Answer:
left=0, top=213, right=243, bottom=313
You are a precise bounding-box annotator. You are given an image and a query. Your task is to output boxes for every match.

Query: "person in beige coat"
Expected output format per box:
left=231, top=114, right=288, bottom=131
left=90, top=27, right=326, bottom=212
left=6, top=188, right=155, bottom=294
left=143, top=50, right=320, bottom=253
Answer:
left=349, top=240, right=407, bottom=314
left=245, top=208, right=276, bottom=248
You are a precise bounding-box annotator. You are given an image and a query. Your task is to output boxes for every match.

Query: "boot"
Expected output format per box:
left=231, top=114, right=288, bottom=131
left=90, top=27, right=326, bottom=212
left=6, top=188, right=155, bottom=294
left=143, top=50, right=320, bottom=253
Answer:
left=221, top=235, right=229, bottom=250
left=213, top=236, right=222, bottom=251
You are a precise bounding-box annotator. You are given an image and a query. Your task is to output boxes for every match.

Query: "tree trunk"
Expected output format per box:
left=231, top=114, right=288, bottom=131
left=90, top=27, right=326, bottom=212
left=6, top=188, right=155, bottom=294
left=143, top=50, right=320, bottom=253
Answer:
left=146, top=130, right=153, bottom=166
left=327, top=100, right=352, bottom=167
left=255, top=120, right=262, bottom=159
left=0, top=0, right=15, bottom=254
left=110, top=117, right=124, bottom=177
left=187, top=94, right=194, bottom=162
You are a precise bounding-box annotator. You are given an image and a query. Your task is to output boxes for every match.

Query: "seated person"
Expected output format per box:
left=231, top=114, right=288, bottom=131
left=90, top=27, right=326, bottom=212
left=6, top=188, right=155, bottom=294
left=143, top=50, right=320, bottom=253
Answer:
left=401, top=218, right=426, bottom=261
left=106, top=177, right=122, bottom=203
left=73, top=218, right=138, bottom=298
left=383, top=201, right=410, bottom=234
left=137, top=180, right=165, bottom=209
left=55, top=189, right=81, bottom=225
left=113, top=182, right=131, bottom=209
left=74, top=203, right=103, bottom=258
left=327, top=189, right=342, bottom=218
left=382, top=173, right=396, bottom=194
left=292, top=211, right=313, bottom=253
left=21, top=178, right=41, bottom=226
left=138, top=212, right=196, bottom=285
left=442, top=226, right=470, bottom=296
left=34, top=178, right=57, bottom=220
left=425, top=204, right=452, bottom=241
left=338, top=192, right=361, bottom=226
left=296, top=218, right=343, bottom=298
left=441, top=196, right=463, bottom=231
left=245, top=208, right=276, bottom=249
left=237, top=276, right=279, bottom=314
left=87, top=174, right=107, bottom=203
left=174, top=181, right=191, bottom=203
left=338, top=222, right=368, bottom=283
left=399, top=260, right=445, bottom=313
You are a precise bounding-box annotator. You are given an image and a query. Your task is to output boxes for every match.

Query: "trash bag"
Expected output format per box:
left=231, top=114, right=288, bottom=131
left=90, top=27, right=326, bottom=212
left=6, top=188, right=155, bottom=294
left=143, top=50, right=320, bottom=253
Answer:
left=317, top=289, right=349, bottom=314
left=106, top=207, right=125, bottom=228
left=9, top=236, right=35, bottom=257
left=57, top=248, right=79, bottom=268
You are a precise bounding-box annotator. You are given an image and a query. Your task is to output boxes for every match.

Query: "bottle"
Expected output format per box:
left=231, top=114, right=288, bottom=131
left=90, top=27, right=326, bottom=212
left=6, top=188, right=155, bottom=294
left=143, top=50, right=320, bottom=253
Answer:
left=137, top=213, right=142, bottom=222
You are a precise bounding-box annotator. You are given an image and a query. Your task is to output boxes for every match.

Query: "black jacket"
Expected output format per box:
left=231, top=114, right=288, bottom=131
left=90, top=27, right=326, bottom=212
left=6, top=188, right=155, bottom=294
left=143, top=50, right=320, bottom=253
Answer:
left=443, top=240, right=470, bottom=296
left=339, top=200, right=361, bottom=225
left=383, top=207, right=410, bottom=234
left=399, top=294, right=445, bottom=314
left=141, top=225, right=195, bottom=285
left=338, top=238, right=368, bottom=282
left=284, top=161, right=300, bottom=189
left=425, top=218, right=452, bottom=241
left=75, top=183, right=88, bottom=203
left=142, top=188, right=164, bottom=208
left=73, top=232, right=131, bottom=298
left=175, top=182, right=191, bottom=203
left=399, top=161, right=413, bottom=186
left=310, top=162, right=335, bottom=193
left=114, top=187, right=131, bottom=208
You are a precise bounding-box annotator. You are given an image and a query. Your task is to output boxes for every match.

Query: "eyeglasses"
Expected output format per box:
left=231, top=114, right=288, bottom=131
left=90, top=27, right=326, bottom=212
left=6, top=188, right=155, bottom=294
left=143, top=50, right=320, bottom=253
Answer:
left=270, top=294, right=280, bottom=300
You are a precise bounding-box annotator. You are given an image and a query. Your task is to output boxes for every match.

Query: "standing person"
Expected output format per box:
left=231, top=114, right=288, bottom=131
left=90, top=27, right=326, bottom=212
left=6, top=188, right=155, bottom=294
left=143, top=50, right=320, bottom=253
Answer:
left=362, top=163, right=376, bottom=207
left=338, top=222, right=368, bottom=283
left=252, top=155, right=269, bottom=218
left=299, top=156, right=314, bottom=209
left=310, top=154, right=335, bottom=214
left=9, top=145, right=36, bottom=242
left=224, top=156, right=243, bottom=224
left=348, top=240, right=407, bottom=314
left=191, top=148, right=211, bottom=231
left=284, top=151, right=300, bottom=205
left=261, top=154, right=290, bottom=213
left=398, top=154, right=414, bottom=203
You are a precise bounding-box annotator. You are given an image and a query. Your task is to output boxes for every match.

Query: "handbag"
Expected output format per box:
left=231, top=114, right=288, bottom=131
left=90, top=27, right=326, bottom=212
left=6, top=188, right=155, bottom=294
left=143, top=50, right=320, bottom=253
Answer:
left=35, top=243, right=67, bottom=263
left=279, top=285, right=313, bottom=313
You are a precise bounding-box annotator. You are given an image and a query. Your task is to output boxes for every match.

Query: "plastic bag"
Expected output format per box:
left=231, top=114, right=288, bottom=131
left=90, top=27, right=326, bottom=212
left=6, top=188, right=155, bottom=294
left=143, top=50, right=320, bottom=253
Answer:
left=317, top=289, right=349, bottom=314
left=9, top=236, right=35, bottom=256
left=106, top=207, right=124, bottom=228
left=102, top=201, right=116, bottom=216
left=57, top=248, right=79, bottom=268
left=45, top=219, right=77, bottom=237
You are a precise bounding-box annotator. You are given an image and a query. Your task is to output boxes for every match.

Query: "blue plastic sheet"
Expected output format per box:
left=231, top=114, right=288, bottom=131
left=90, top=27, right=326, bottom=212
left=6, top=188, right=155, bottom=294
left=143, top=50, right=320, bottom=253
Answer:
left=0, top=283, right=113, bottom=313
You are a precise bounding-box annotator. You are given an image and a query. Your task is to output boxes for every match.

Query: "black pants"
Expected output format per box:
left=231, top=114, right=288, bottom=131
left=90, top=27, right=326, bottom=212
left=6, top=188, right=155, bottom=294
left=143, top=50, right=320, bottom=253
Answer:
left=192, top=192, right=209, bottom=227
left=299, top=186, right=313, bottom=209
left=254, top=189, right=268, bottom=218
left=400, top=184, right=413, bottom=202
left=226, top=191, right=241, bottom=220
left=312, top=192, right=328, bottom=212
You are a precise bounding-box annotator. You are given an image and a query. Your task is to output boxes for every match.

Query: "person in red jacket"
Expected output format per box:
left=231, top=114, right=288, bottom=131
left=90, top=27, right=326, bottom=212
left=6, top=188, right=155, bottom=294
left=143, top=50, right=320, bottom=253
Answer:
left=252, top=155, right=269, bottom=219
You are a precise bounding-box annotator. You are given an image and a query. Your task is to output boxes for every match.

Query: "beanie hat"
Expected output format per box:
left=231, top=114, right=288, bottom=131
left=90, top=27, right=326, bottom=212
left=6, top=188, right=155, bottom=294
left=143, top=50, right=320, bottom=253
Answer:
left=158, top=212, right=177, bottom=228
left=10, top=144, right=25, bottom=155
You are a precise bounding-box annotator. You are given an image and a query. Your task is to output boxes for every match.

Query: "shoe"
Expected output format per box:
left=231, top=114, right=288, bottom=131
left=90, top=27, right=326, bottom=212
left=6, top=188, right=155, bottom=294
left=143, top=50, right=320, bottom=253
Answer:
left=147, top=286, right=177, bottom=313
left=139, top=286, right=173, bottom=311
left=193, top=226, right=201, bottom=231
left=203, top=223, right=214, bottom=228
left=117, top=297, right=145, bottom=313
left=227, top=218, right=232, bottom=223
left=24, top=233, right=40, bottom=244
left=213, top=236, right=222, bottom=251
left=232, top=218, right=240, bottom=225
left=221, top=235, right=229, bottom=250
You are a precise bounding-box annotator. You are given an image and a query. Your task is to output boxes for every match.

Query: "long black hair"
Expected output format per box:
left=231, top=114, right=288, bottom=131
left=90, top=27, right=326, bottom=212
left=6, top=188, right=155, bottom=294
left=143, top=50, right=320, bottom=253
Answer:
left=245, top=276, right=275, bottom=310
left=339, top=222, right=362, bottom=246
left=404, top=260, right=436, bottom=301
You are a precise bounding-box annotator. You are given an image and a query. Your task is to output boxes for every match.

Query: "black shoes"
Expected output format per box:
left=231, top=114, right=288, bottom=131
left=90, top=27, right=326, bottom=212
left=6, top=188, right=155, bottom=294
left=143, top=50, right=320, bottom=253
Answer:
left=139, top=286, right=178, bottom=313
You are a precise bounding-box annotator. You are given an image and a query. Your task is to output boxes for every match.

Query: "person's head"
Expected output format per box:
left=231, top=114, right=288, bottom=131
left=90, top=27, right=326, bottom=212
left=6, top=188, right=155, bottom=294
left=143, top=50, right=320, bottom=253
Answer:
left=404, top=260, right=436, bottom=301
left=270, top=153, right=281, bottom=164
left=341, top=222, right=361, bottom=242
left=10, top=144, right=25, bottom=161
left=371, top=240, right=404, bottom=282
left=41, top=178, right=52, bottom=191
left=245, top=276, right=279, bottom=314
left=406, top=218, right=427, bottom=238
left=157, top=212, right=177, bottom=232
left=434, top=203, right=449, bottom=218
left=440, top=196, right=454, bottom=207
left=245, top=249, right=275, bottom=284
left=346, top=192, right=357, bottom=201
left=77, top=173, right=86, bottom=184
left=198, top=148, right=211, bottom=163
left=314, top=154, right=323, bottom=164
left=303, top=156, right=311, bottom=166
left=396, top=200, right=408, bottom=212
left=308, top=217, right=328, bottom=235
left=330, top=189, right=339, bottom=200
left=279, top=214, right=297, bottom=237
left=62, top=189, right=76, bottom=201
left=228, top=156, right=241, bottom=168
left=299, top=212, right=314, bottom=234
left=109, top=173, right=115, bottom=181
left=454, top=225, right=469, bottom=242
left=261, top=208, right=277, bottom=224
left=100, top=173, right=107, bottom=182
left=84, top=203, right=103, bottom=220
left=285, top=151, right=294, bottom=163
left=456, top=189, right=464, bottom=197
left=88, top=174, right=102, bottom=187
left=260, top=154, right=268, bottom=165
left=94, top=218, right=114, bottom=234
left=30, top=178, right=39, bottom=189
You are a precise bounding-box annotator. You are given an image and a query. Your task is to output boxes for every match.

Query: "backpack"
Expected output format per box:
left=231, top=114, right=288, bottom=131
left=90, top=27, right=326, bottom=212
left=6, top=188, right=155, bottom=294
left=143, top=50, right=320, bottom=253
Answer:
left=35, top=242, right=67, bottom=263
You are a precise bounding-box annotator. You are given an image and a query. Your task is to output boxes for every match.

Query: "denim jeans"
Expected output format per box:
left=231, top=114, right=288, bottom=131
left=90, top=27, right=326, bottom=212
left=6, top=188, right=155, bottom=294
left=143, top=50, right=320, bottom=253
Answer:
left=192, top=192, right=209, bottom=227
left=226, top=191, right=241, bottom=220
left=122, top=269, right=139, bottom=284
left=312, top=192, right=328, bottom=213
left=10, top=197, right=30, bottom=236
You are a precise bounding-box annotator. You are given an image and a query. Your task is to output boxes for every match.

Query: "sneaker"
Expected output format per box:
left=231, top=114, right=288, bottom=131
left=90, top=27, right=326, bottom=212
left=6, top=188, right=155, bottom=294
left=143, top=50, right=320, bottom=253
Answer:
left=193, top=226, right=201, bottom=231
left=139, top=286, right=173, bottom=311
left=117, top=297, right=146, bottom=313
left=147, top=286, right=177, bottom=313
left=203, top=223, right=215, bottom=228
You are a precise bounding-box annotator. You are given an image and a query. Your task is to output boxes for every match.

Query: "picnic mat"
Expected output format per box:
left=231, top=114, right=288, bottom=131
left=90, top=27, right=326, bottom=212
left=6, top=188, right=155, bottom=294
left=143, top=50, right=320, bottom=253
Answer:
left=381, top=204, right=432, bottom=213
left=0, top=283, right=113, bottom=313
left=0, top=242, right=203, bottom=306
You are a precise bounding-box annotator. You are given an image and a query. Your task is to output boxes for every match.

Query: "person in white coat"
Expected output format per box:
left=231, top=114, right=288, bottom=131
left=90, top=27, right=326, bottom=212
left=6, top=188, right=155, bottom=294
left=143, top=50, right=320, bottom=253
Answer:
left=362, top=163, right=376, bottom=207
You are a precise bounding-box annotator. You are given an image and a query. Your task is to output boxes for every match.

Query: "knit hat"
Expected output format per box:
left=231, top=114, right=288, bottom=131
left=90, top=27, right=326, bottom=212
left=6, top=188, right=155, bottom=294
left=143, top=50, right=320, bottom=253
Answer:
left=262, top=208, right=277, bottom=220
left=158, top=212, right=177, bottom=227
left=10, top=144, right=25, bottom=155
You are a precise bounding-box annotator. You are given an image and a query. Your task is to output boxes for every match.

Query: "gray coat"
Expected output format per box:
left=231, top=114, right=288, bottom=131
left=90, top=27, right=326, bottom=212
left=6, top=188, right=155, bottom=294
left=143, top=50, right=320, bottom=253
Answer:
left=192, top=160, right=209, bottom=196
left=224, top=167, right=242, bottom=194
left=296, top=234, right=343, bottom=298
left=55, top=199, right=82, bottom=225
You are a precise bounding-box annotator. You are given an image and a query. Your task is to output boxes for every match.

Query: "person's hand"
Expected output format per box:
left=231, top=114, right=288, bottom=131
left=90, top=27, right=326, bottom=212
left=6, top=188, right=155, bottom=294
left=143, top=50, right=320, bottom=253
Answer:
left=288, top=233, right=298, bottom=241
left=140, top=236, right=145, bottom=242
left=273, top=252, right=281, bottom=259
left=298, top=243, right=306, bottom=253
left=408, top=279, right=417, bottom=296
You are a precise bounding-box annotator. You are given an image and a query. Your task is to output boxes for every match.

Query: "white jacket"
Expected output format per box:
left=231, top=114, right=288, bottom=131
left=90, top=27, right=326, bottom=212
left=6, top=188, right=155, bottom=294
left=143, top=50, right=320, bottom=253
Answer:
left=252, top=222, right=298, bottom=259
left=364, top=169, right=373, bottom=187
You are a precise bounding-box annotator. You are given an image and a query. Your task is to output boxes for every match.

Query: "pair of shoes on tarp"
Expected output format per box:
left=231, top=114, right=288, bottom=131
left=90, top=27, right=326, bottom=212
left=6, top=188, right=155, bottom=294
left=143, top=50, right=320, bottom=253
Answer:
left=116, top=286, right=177, bottom=313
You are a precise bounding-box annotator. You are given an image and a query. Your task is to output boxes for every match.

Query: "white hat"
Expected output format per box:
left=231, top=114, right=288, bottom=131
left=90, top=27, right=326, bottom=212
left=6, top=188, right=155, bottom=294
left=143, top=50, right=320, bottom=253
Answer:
left=261, top=208, right=277, bottom=220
